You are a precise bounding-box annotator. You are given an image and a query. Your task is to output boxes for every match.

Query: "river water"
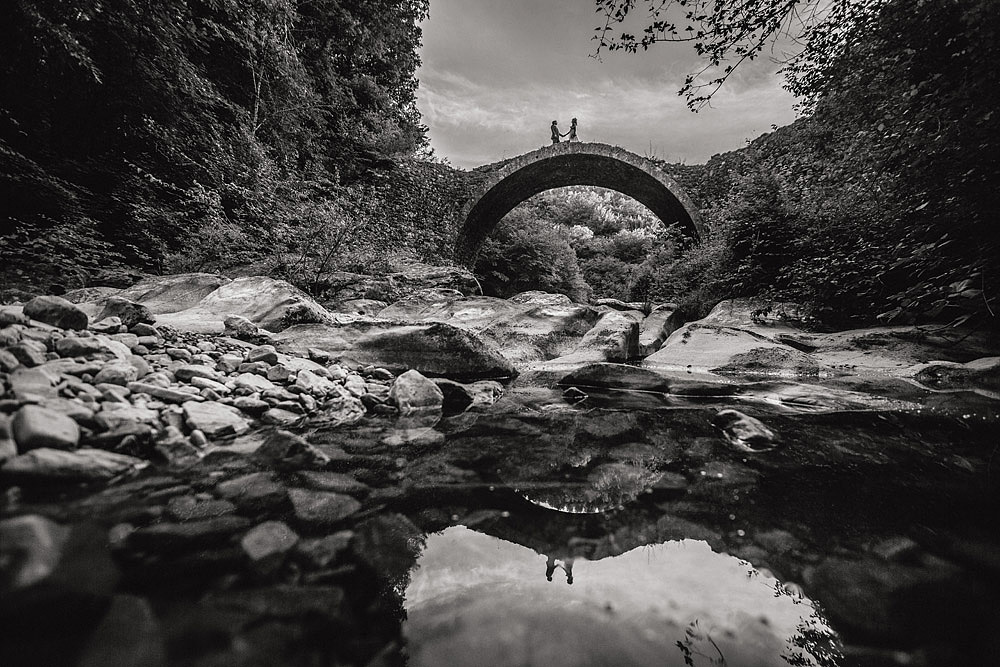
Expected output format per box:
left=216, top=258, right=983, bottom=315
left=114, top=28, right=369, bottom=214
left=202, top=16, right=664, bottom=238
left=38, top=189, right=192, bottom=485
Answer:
left=348, top=382, right=1000, bottom=666
left=5, top=378, right=998, bottom=667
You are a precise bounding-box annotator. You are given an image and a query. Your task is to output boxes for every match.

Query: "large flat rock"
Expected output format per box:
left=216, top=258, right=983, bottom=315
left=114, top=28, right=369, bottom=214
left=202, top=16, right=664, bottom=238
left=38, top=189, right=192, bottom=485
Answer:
left=643, top=299, right=823, bottom=378
left=116, top=273, right=232, bottom=314
left=377, top=290, right=599, bottom=366
left=154, top=276, right=332, bottom=333
left=273, top=321, right=517, bottom=380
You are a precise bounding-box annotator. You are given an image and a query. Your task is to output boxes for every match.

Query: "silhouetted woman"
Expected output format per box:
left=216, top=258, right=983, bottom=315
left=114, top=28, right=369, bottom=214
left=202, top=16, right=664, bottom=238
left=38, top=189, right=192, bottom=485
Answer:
left=566, top=118, right=579, bottom=142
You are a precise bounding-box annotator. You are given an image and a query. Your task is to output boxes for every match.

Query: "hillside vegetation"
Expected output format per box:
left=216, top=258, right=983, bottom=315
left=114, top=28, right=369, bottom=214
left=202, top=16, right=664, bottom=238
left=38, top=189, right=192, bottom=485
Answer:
left=1, top=0, right=456, bottom=294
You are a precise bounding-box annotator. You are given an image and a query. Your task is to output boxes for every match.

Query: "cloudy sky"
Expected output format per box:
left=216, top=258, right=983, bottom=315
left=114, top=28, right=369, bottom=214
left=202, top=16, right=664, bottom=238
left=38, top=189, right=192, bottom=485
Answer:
left=416, top=0, right=799, bottom=169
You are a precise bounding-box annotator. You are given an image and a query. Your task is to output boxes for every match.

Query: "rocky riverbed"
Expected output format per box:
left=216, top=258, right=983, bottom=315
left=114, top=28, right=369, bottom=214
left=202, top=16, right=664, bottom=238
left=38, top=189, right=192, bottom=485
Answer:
left=2, top=271, right=999, bottom=666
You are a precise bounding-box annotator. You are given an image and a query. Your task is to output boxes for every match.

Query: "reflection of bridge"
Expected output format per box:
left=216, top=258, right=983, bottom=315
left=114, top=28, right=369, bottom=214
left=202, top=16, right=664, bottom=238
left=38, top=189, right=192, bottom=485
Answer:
left=454, top=142, right=704, bottom=266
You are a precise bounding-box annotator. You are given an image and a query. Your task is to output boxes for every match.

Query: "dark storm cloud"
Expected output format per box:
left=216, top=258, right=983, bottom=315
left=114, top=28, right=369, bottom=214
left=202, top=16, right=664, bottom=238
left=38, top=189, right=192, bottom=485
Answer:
left=417, top=0, right=798, bottom=168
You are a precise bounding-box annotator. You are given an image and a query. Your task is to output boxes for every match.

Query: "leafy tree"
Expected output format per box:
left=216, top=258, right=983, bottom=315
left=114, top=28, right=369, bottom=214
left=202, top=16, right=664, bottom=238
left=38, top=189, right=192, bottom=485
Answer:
left=593, top=0, right=888, bottom=110
left=597, top=0, right=999, bottom=327
left=1, top=0, right=429, bottom=290
left=474, top=209, right=591, bottom=302
left=580, top=255, right=634, bottom=301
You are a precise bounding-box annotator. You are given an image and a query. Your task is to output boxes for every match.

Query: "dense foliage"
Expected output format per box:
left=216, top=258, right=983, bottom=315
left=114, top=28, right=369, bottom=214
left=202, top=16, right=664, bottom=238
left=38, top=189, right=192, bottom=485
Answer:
left=474, top=205, right=591, bottom=303
left=600, top=0, right=999, bottom=328
left=475, top=187, right=690, bottom=304
left=1, top=0, right=430, bottom=292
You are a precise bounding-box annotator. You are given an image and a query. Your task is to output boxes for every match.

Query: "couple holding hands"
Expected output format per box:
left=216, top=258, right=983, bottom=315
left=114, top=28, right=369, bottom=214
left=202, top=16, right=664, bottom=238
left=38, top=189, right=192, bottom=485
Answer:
left=550, top=118, right=579, bottom=144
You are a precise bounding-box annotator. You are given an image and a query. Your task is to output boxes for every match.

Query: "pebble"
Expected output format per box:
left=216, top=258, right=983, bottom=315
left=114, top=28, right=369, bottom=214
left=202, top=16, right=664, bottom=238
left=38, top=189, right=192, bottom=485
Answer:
left=266, top=364, right=293, bottom=382
left=11, top=404, right=81, bottom=450
left=129, top=323, right=159, bottom=337
left=190, top=376, right=230, bottom=394
left=288, top=488, right=361, bottom=528
left=296, top=369, right=337, bottom=396
left=55, top=336, right=106, bottom=357
left=344, top=374, right=367, bottom=397
left=182, top=400, right=251, bottom=438
left=127, top=382, right=203, bottom=404
left=232, top=396, right=270, bottom=415
left=166, top=347, right=193, bottom=362
left=217, top=353, right=243, bottom=372
left=388, top=369, right=444, bottom=413
left=0, top=348, right=21, bottom=372
left=0, top=416, right=17, bottom=462
left=96, top=297, right=155, bottom=328
left=93, top=362, right=139, bottom=386
left=8, top=342, right=48, bottom=367
left=174, top=364, right=224, bottom=383
left=261, top=407, right=301, bottom=425
left=241, top=520, right=299, bottom=574
left=234, top=372, right=275, bottom=392
left=216, top=472, right=288, bottom=510
left=248, top=344, right=279, bottom=365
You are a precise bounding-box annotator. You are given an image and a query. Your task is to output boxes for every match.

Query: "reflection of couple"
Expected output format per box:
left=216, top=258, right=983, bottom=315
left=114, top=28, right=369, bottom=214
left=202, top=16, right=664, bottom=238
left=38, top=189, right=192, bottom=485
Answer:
left=550, top=118, right=579, bottom=144
left=545, top=554, right=574, bottom=584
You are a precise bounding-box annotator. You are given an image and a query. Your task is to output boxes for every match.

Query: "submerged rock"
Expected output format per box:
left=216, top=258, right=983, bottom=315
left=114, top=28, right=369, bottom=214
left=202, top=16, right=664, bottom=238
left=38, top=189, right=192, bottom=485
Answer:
left=0, top=514, right=71, bottom=589
left=558, top=363, right=671, bottom=393
left=390, top=370, right=444, bottom=413
left=288, top=488, right=361, bottom=528
left=77, top=594, right=167, bottom=667
left=253, top=430, right=331, bottom=469
left=216, top=472, right=287, bottom=511
left=2, top=447, right=148, bottom=481
left=711, top=409, right=778, bottom=452
left=241, top=521, right=299, bottom=575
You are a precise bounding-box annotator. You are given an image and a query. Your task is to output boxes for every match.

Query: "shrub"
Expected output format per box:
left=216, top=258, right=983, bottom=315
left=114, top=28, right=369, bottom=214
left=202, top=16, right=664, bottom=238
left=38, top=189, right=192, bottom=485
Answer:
left=475, top=210, right=591, bottom=302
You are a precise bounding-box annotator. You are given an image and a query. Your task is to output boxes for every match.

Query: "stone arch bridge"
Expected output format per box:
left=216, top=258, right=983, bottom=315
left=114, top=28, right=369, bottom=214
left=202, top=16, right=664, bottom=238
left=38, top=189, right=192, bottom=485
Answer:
left=454, top=142, right=704, bottom=266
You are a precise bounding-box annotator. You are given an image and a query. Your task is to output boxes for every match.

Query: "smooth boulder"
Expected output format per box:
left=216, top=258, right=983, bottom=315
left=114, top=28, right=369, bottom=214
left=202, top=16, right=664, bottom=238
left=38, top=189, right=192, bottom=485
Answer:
left=377, top=290, right=599, bottom=366
left=95, top=296, right=155, bottom=328
left=23, top=295, right=89, bottom=330
left=154, top=276, right=332, bottom=333
left=644, top=299, right=821, bottom=377
left=390, top=370, right=445, bottom=413
left=274, top=321, right=517, bottom=380
left=116, top=273, right=231, bottom=314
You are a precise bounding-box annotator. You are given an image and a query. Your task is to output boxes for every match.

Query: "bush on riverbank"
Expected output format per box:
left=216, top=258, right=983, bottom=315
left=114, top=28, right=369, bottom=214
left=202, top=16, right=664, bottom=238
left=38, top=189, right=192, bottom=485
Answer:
left=648, top=0, right=1000, bottom=329
left=0, top=0, right=432, bottom=295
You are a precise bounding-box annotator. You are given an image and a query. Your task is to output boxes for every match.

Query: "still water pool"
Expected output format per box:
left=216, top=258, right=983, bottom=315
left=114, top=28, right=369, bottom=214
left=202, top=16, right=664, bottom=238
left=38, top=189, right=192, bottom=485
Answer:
left=362, top=383, right=999, bottom=666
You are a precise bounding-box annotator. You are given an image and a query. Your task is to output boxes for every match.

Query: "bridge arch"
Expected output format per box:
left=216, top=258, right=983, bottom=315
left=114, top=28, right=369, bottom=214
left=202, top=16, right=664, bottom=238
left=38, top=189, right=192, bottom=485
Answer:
left=454, top=142, right=705, bottom=266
